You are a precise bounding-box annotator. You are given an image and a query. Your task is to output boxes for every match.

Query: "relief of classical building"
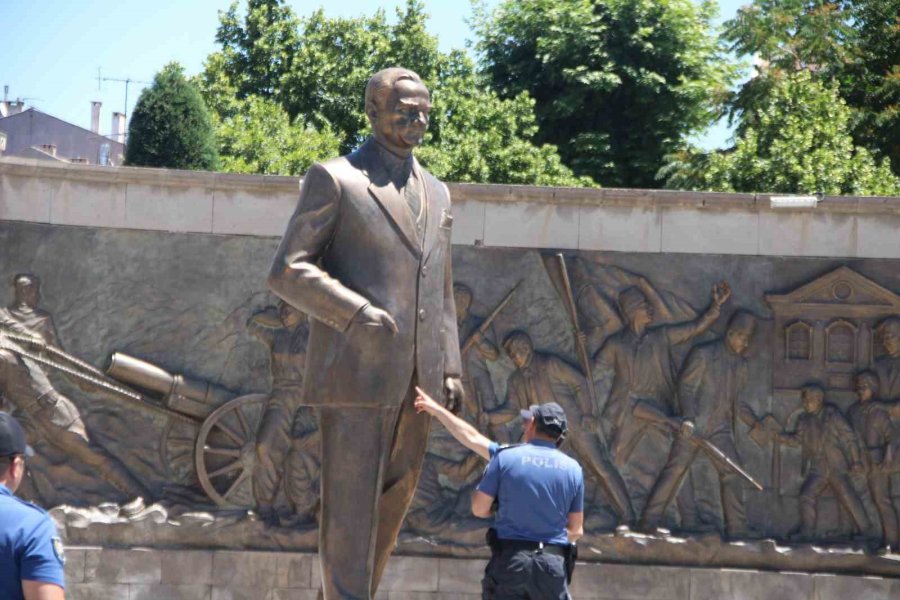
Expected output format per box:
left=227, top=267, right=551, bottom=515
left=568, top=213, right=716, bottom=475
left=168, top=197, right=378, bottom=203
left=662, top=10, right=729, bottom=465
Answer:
left=766, top=267, right=900, bottom=402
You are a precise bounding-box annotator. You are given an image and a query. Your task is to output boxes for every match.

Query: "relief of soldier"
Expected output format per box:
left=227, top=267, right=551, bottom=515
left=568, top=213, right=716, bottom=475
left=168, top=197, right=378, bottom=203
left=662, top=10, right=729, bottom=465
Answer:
left=247, top=300, right=318, bottom=526
left=638, top=311, right=763, bottom=539
left=0, top=274, right=150, bottom=504
left=847, top=371, right=899, bottom=551
left=775, top=385, right=877, bottom=543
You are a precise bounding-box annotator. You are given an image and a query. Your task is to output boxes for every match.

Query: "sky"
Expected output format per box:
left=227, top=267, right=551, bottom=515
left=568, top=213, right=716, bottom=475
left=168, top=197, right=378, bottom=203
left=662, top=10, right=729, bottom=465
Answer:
left=1, top=0, right=746, bottom=149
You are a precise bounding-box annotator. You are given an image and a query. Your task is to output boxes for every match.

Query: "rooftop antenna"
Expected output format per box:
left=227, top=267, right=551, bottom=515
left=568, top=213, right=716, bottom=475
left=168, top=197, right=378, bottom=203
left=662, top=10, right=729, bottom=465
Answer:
left=96, top=67, right=150, bottom=120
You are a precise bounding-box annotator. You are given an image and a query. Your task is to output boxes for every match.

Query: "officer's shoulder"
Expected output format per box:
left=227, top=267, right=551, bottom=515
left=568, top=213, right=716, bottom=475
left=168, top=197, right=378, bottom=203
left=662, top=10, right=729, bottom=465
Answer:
left=495, top=443, right=524, bottom=454
left=2, top=492, right=52, bottom=522
left=491, top=443, right=525, bottom=460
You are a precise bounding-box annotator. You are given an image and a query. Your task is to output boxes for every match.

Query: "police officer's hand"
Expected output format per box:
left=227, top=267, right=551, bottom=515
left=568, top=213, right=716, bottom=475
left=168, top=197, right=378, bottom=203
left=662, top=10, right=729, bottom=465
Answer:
left=415, top=387, right=442, bottom=416
left=444, top=376, right=464, bottom=414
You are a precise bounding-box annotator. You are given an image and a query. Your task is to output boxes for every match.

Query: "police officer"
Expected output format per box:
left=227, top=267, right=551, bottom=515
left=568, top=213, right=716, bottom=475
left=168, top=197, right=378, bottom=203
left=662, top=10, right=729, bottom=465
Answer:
left=415, top=388, right=583, bottom=600
left=0, top=411, right=65, bottom=600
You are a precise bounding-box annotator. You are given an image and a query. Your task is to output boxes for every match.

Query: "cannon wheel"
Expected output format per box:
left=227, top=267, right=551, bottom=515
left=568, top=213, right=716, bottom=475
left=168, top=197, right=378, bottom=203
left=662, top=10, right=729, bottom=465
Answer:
left=195, top=394, right=266, bottom=508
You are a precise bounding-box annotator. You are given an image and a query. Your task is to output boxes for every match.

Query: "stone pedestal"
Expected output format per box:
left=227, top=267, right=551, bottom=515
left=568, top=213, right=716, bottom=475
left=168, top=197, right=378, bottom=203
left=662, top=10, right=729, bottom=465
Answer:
left=63, top=548, right=900, bottom=600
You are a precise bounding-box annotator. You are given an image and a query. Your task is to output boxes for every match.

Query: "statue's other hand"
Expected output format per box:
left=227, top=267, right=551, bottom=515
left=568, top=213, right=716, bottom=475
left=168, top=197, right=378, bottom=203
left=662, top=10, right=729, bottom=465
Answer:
left=353, top=304, right=399, bottom=334
left=443, top=376, right=464, bottom=414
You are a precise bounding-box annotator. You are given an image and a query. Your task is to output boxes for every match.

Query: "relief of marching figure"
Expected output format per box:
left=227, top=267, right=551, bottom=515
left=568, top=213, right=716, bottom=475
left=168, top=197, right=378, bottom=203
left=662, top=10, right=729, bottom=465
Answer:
left=638, top=311, right=765, bottom=539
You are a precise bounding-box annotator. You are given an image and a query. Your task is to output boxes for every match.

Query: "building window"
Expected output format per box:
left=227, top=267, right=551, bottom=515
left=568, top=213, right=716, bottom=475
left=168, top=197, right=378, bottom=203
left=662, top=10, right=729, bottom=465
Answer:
left=826, top=320, right=856, bottom=364
left=786, top=321, right=812, bottom=361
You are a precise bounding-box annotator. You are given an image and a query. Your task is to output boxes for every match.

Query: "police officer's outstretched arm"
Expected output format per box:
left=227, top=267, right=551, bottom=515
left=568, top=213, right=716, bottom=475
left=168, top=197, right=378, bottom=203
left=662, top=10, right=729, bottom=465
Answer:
left=415, top=386, right=493, bottom=460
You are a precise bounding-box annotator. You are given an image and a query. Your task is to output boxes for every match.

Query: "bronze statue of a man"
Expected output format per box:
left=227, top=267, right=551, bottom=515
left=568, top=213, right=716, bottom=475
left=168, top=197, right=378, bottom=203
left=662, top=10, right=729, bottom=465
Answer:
left=268, top=67, right=463, bottom=600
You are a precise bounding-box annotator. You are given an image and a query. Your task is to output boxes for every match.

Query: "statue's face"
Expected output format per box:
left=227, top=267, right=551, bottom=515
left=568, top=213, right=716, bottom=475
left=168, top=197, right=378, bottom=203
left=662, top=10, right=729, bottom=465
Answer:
left=628, top=301, right=654, bottom=329
left=883, top=329, right=900, bottom=358
left=507, top=339, right=533, bottom=369
left=726, top=328, right=752, bottom=356
left=370, top=79, right=431, bottom=153
left=855, top=378, right=874, bottom=403
left=14, top=281, right=38, bottom=308
left=279, top=303, right=304, bottom=328
left=453, top=288, right=472, bottom=319
left=802, top=390, right=824, bottom=414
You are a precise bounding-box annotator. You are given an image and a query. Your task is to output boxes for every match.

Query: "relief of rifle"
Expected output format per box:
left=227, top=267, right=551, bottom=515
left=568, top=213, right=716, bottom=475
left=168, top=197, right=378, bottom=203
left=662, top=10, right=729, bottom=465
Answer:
left=460, top=280, right=521, bottom=356
left=0, top=331, right=147, bottom=404
left=632, top=399, right=764, bottom=491
left=542, top=254, right=601, bottom=416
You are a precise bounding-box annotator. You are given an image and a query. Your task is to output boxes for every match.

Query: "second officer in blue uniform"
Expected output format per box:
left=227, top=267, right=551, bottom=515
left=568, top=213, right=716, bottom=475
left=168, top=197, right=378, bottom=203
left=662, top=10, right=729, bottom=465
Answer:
left=0, top=411, right=66, bottom=600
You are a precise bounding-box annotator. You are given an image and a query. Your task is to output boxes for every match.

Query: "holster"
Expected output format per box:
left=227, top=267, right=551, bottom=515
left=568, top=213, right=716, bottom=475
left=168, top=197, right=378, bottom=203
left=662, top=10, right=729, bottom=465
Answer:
left=486, top=527, right=501, bottom=554
left=564, top=543, right=577, bottom=584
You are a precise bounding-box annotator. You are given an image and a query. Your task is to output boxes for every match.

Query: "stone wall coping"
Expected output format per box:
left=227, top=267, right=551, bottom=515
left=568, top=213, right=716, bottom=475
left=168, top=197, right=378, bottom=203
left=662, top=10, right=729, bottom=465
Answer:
left=3, top=155, right=899, bottom=214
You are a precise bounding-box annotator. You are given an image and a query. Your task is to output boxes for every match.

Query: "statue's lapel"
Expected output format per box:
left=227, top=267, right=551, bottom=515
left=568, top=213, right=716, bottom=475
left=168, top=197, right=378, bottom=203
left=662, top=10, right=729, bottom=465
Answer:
left=416, top=160, right=440, bottom=263
left=364, top=147, right=422, bottom=258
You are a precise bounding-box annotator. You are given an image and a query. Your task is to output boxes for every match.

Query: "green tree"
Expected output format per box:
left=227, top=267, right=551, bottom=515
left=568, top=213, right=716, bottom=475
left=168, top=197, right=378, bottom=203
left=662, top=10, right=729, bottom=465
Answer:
left=474, top=0, right=736, bottom=188
left=660, top=73, right=900, bottom=195
left=418, top=53, right=591, bottom=186
left=215, top=95, right=341, bottom=175
left=126, top=63, right=219, bottom=170
left=722, top=0, right=900, bottom=173
left=198, top=0, right=586, bottom=185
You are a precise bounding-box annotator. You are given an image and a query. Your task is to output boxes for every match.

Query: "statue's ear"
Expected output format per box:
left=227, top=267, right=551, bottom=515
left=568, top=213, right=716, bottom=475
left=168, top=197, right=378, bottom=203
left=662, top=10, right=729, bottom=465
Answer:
left=365, top=102, right=379, bottom=124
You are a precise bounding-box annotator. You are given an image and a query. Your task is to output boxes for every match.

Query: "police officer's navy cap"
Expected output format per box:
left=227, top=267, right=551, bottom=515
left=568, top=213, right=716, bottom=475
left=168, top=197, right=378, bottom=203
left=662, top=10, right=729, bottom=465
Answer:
left=0, top=411, right=34, bottom=457
left=520, top=402, right=568, bottom=434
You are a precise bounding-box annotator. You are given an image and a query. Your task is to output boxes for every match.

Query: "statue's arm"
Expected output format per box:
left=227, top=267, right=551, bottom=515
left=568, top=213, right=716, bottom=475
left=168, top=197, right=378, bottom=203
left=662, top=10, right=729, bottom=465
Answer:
left=442, top=195, right=462, bottom=378
left=268, top=164, right=369, bottom=332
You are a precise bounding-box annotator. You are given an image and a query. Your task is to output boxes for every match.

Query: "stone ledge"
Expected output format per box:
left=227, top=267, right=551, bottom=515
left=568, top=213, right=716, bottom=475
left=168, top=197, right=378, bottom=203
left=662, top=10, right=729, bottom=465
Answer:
left=3, top=156, right=899, bottom=213
left=63, top=548, right=900, bottom=600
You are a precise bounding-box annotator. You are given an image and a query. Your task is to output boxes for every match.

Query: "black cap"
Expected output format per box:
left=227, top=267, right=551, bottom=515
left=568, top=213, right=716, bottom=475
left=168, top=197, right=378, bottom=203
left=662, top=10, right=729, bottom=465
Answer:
left=520, top=402, right=568, bottom=435
left=0, top=412, right=34, bottom=458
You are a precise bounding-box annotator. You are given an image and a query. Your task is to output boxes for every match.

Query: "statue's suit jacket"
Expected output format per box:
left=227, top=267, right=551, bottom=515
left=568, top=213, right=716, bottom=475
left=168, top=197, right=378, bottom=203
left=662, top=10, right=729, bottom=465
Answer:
left=268, top=138, right=462, bottom=408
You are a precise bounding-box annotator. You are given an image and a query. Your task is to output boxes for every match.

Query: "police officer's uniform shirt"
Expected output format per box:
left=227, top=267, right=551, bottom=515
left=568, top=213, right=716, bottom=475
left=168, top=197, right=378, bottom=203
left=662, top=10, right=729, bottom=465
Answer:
left=478, top=440, right=584, bottom=545
left=0, top=484, right=65, bottom=599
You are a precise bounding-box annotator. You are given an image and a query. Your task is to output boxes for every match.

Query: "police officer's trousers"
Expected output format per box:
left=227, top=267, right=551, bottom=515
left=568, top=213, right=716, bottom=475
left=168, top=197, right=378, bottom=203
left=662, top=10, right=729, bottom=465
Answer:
left=482, top=546, right=570, bottom=600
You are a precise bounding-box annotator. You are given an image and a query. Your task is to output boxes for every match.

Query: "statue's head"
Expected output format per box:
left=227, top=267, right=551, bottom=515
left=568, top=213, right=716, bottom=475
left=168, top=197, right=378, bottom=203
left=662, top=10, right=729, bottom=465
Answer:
left=453, top=283, right=473, bottom=320
left=618, top=287, right=653, bottom=329
left=877, top=317, right=900, bottom=358
left=365, top=67, right=430, bottom=156
left=277, top=300, right=306, bottom=328
left=854, top=371, right=879, bottom=403
left=503, top=330, right=534, bottom=369
left=801, top=385, right=825, bottom=414
left=12, top=273, right=40, bottom=309
left=726, top=311, right=757, bottom=356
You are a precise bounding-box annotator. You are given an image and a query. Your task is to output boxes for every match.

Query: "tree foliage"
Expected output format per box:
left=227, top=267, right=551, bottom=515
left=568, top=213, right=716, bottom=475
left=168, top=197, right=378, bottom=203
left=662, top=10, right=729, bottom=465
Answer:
left=723, top=0, right=900, bottom=174
left=197, top=0, right=586, bottom=184
left=660, top=72, right=900, bottom=195
left=474, top=0, right=736, bottom=188
left=126, top=63, right=219, bottom=170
